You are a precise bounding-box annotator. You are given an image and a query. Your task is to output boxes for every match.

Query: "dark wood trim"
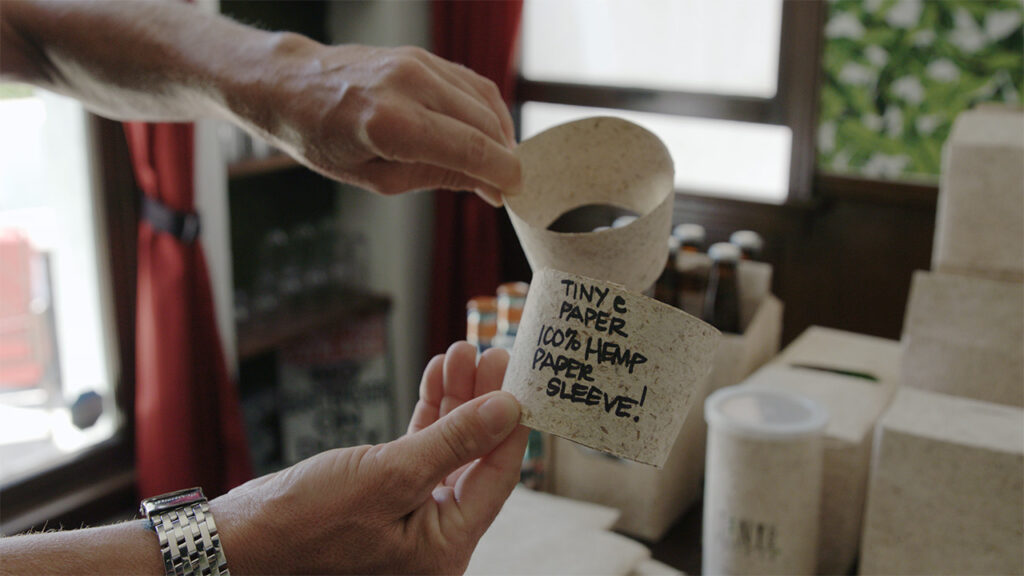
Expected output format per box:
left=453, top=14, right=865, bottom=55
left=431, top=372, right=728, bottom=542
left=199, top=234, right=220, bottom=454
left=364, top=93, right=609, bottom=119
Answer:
left=236, top=290, right=392, bottom=360
left=777, top=0, right=827, bottom=201
left=0, top=439, right=136, bottom=535
left=674, top=190, right=818, bottom=234
left=92, top=117, right=138, bottom=434
left=516, top=1, right=826, bottom=205
left=815, top=173, right=939, bottom=208
left=517, top=79, right=777, bottom=125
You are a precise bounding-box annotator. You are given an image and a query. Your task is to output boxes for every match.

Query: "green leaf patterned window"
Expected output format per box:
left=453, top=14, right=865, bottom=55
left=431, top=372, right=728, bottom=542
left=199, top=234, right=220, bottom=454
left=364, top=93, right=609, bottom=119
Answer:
left=818, top=0, right=1023, bottom=182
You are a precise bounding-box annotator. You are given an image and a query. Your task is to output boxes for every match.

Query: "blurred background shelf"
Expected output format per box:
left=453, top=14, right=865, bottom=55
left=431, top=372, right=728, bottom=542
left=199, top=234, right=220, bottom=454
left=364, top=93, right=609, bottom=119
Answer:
left=236, top=289, right=391, bottom=360
left=227, top=154, right=302, bottom=179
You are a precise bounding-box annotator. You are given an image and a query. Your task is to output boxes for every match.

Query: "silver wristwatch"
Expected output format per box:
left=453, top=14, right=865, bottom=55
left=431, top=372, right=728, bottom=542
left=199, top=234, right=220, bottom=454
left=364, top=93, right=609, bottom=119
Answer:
left=140, top=487, right=230, bottom=576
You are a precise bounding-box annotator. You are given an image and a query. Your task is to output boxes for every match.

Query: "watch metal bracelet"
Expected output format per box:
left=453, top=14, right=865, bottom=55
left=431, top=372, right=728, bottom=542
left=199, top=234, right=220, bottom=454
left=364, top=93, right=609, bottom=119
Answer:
left=141, top=487, right=230, bottom=576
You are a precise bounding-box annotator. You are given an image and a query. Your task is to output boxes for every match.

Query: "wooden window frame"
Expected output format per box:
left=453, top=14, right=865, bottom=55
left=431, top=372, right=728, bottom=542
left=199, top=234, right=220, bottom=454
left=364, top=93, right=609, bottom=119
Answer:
left=516, top=1, right=827, bottom=204
left=0, top=116, right=139, bottom=535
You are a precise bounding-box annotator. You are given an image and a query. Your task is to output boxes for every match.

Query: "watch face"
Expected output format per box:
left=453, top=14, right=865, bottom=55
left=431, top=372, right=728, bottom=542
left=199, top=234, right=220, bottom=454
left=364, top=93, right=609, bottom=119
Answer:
left=140, top=487, right=206, bottom=517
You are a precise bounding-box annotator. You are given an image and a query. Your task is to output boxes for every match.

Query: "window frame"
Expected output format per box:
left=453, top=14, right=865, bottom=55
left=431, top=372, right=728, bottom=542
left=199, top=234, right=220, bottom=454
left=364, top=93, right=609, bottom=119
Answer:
left=0, top=116, right=139, bottom=535
left=515, top=1, right=827, bottom=203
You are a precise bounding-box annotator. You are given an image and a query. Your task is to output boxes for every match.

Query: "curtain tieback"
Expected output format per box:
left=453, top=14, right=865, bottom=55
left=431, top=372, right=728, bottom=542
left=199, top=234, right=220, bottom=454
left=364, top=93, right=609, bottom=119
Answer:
left=141, top=195, right=201, bottom=243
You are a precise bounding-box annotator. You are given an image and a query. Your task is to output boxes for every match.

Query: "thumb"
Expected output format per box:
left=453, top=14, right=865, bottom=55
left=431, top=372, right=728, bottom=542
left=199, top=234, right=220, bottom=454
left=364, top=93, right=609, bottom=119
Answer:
left=395, top=391, right=520, bottom=493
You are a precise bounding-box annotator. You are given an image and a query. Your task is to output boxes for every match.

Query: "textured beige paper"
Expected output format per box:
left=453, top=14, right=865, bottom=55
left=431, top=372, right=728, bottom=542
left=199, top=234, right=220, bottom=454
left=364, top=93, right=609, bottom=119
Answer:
left=702, top=389, right=827, bottom=576
left=902, top=270, right=1023, bottom=407
left=933, top=106, right=1024, bottom=281
left=507, top=117, right=675, bottom=293
left=860, top=388, right=1024, bottom=575
left=703, top=425, right=824, bottom=576
left=466, top=486, right=651, bottom=576
left=761, top=327, right=902, bottom=575
left=503, top=269, right=719, bottom=467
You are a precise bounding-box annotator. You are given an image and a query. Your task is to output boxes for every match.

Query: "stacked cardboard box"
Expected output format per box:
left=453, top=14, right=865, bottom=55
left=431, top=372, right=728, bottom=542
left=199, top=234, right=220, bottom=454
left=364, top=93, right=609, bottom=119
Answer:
left=902, top=106, right=1024, bottom=407
left=860, top=106, right=1024, bottom=575
left=743, top=326, right=901, bottom=575
left=860, top=388, right=1023, bottom=575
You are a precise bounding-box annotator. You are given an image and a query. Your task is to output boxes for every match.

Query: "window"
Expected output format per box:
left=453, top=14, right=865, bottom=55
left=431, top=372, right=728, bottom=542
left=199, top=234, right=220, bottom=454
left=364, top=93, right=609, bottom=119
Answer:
left=0, top=85, right=135, bottom=534
left=517, top=0, right=823, bottom=204
left=522, top=0, right=783, bottom=98
left=520, top=102, right=793, bottom=203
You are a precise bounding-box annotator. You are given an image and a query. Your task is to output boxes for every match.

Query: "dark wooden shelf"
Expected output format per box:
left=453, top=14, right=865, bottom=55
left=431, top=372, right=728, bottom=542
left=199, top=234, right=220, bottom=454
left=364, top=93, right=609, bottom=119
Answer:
left=228, top=154, right=302, bottom=179
left=236, top=290, right=391, bottom=360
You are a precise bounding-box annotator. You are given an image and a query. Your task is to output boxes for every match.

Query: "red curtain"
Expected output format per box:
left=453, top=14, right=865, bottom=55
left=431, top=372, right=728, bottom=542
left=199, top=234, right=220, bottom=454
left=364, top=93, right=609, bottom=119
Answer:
left=429, top=0, right=524, bottom=356
left=124, top=122, right=251, bottom=498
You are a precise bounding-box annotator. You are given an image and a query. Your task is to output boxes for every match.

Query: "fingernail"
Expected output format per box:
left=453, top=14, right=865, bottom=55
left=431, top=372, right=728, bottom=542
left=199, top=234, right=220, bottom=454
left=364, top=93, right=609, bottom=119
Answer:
left=478, top=392, right=520, bottom=436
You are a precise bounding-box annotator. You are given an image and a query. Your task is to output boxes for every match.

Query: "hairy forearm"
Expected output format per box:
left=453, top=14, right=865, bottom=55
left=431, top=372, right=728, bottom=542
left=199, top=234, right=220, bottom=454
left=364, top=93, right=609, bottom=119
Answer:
left=0, top=0, right=298, bottom=123
left=0, top=498, right=269, bottom=575
left=1, top=0, right=521, bottom=200
left=0, top=520, right=163, bottom=575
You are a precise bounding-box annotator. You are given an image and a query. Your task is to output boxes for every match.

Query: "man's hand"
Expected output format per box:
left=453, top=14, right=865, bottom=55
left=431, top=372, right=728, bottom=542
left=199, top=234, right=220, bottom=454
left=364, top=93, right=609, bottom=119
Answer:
left=212, top=343, right=529, bottom=574
left=236, top=41, right=521, bottom=206
left=1, top=1, right=520, bottom=206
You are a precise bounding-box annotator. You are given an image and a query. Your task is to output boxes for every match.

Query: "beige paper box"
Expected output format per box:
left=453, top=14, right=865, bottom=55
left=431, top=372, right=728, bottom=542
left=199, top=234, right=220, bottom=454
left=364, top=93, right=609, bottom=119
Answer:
left=468, top=486, right=650, bottom=576
left=933, top=106, right=1024, bottom=281
left=775, top=325, right=902, bottom=390
left=503, top=268, right=720, bottom=467
left=707, top=294, right=783, bottom=395
left=860, top=388, right=1024, bottom=575
left=507, top=117, right=675, bottom=294
left=757, top=326, right=901, bottom=574
left=902, top=270, right=1023, bottom=407
left=745, top=361, right=898, bottom=571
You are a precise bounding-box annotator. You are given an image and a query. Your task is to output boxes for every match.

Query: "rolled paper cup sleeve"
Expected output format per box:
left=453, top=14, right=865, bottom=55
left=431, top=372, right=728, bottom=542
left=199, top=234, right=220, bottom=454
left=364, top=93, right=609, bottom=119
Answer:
left=507, top=117, right=675, bottom=294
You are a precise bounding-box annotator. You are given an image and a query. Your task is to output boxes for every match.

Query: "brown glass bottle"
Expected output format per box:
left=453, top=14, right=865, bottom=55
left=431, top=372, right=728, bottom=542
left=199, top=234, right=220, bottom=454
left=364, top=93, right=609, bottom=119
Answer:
left=730, top=230, right=764, bottom=260
left=673, top=224, right=707, bottom=316
left=673, top=223, right=706, bottom=253
left=704, top=242, right=741, bottom=334
left=654, top=236, right=681, bottom=306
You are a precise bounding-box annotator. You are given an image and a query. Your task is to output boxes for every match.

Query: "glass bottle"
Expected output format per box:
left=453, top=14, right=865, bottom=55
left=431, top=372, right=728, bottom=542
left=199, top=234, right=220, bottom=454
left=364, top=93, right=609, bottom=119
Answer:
left=673, top=223, right=706, bottom=253
left=674, top=224, right=708, bottom=316
left=612, top=215, right=638, bottom=228
left=730, top=230, right=764, bottom=260
left=704, top=242, right=742, bottom=334
left=654, top=236, right=681, bottom=306
left=466, top=296, right=498, bottom=353
left=495, top=282, right=529, bottom=350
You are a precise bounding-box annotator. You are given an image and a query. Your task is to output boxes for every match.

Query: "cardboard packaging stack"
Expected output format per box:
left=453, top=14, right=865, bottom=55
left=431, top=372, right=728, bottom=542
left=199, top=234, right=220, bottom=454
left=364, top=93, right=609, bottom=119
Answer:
left=859, top=106, right=1024, bottom=575
left=902, top=106, right=1024, bottom=408
left=548, top=259, right=783, bottom=540
left=469, top=486, right=682, bottom=576
left=742, top=326, right=902, bottom=575
left=860, top=388, right=1023, bottom=575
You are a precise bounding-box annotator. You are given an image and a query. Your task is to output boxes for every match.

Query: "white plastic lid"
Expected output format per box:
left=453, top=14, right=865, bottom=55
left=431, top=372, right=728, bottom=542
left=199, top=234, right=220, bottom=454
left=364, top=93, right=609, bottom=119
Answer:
left=667, top=235, right=680, bottom=251
left=708, top=242, right=741, bottom=262
left=705, top=386, right=829, bottom=440
left=611, top=215, right=638, bottom=228
left=591, top=225, right=611, bottom=232
left=729, top=230, right=764, bottom=252
left=672, top=223, right=706, bottom=243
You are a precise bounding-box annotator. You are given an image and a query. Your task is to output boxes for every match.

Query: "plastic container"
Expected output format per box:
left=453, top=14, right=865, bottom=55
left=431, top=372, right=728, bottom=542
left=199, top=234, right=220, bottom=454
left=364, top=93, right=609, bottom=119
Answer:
left=702, top=386, right=828, bottom=575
